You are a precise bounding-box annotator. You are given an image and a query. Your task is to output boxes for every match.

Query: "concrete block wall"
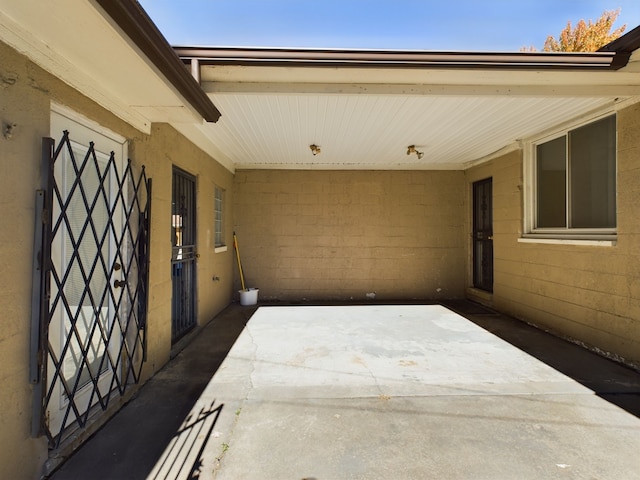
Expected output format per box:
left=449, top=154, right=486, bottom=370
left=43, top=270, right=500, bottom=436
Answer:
left=131, top=123, right=235, bottom=376
left=465, top=103, right=640, bottom=368
left=233, top=169, right=466, bottom=301
left=0, top=40, right=234, bottom=479
left=0, top=40, right=50, bottom=480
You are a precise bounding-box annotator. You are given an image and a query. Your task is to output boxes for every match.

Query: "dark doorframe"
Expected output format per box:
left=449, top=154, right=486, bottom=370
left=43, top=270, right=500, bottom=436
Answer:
left=473, top=178, right=493, bottom=292
left=171, top=167, right=197, bottom=342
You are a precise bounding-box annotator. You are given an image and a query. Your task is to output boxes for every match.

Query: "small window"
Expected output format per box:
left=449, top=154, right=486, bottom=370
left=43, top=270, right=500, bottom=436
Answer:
left=214, top=186, right=225, bottom=248
left=526, top=114, right=616, bottom=239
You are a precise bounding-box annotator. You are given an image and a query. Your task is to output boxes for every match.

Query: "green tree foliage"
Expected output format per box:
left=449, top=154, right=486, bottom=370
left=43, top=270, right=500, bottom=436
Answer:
left=523, top=9, right=626, bottom=52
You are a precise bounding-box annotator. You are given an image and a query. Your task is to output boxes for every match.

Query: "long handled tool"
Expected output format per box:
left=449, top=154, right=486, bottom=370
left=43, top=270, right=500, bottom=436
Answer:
left=233, top=231, right=246, bottom=291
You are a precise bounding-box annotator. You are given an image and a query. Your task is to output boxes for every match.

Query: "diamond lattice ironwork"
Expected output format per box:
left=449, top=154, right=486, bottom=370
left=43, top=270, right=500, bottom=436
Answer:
left=33, top=132, right=151, bottom=448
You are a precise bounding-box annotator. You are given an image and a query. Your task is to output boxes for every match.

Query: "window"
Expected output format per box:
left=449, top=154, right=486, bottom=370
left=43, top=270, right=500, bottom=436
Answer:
left=214, top=186, right=225, bottom=248
left=526, top=114, right=616, bottom=240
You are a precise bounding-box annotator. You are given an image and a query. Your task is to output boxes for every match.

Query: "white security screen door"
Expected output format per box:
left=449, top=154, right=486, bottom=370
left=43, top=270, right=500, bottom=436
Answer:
left=47, top=106, right=127, bottom=439
left=33, top=105, right=150, bottom=448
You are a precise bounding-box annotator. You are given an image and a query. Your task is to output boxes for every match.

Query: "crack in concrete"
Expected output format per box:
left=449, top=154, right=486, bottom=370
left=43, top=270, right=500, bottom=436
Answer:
left=354, top=354, right=385, bottom=398
left=244, top=323, right=258, bottom=393
left=212, top=322, right=257, bottom=478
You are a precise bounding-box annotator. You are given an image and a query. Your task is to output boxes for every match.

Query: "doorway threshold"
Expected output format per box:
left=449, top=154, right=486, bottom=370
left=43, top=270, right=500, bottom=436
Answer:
left=466, top=287, right=493, bottom=308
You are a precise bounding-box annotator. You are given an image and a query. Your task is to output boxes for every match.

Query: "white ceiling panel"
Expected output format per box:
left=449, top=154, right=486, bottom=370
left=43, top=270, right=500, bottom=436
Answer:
left=185, top=53, right=640, bottom=171
left=199, top=93, right=613, bottom=170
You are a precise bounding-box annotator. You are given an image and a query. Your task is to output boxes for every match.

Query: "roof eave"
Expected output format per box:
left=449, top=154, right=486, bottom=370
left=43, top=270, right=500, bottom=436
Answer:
left=96, top=0, right=221, bottom=123
left=598, top=24, right=640, bottom=54
left=173, top=46, right=630, bottom=71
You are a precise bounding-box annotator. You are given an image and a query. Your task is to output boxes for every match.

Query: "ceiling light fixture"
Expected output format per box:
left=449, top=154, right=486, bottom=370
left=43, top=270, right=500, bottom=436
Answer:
left=310, top=144, right=321, bottom=156
left=406, top=145, right=424, bottom=159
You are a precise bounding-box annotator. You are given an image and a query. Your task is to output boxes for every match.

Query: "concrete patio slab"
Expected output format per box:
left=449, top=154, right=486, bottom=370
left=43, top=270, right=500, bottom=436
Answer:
left=148, top=305, right=640, bottom=480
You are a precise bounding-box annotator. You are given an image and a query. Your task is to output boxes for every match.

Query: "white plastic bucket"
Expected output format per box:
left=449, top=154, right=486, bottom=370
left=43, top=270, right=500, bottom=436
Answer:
left=239, top=288, right=259, bottom=306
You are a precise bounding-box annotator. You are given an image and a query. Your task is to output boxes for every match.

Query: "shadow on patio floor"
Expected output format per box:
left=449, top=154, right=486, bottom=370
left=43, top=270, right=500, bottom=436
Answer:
left=50, top=300, right=640, bottom=479
left=443, top=299, right=640, bottom=419
left=49, top=304, right=256, bottom=480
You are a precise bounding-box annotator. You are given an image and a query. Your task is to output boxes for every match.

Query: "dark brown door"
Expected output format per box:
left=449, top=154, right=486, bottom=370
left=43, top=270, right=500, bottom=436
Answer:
left=473, top=178, right=493, bottom=292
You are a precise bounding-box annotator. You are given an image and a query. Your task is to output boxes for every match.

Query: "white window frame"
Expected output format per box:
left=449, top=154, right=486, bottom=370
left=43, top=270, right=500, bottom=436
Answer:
left=522, top=109, right=617, bottom=245
left=214, top=185, right=227, bottom=252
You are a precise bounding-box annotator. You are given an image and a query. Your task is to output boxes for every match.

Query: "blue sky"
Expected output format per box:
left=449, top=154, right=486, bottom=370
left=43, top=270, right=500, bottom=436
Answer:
left=138, top=0, right=640, bottom=51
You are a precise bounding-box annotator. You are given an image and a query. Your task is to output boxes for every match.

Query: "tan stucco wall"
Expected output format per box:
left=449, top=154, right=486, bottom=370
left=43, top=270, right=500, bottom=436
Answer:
left=0, top=40, right=233, bottom=479
left=465, top=103, right=640, bottom=368
left=233, top=170, right=466, bottom=301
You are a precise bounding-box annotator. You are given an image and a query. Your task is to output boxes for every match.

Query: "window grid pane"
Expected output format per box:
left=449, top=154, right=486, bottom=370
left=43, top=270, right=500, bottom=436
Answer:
left=214, top=186, right=224, bottom=247
left=534, top=114, right=616, bottom=233
left=536, top=136, right=567, bottom=228
left=569, top=116, right=616, bottom=229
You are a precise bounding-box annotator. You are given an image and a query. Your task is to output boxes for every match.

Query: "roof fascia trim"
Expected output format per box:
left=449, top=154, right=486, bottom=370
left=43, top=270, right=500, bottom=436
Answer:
left=173, top=46, right=628, bottom=71
left=95, top=0, right=221, bottom=122
left=599, top=24, right=640, bottom=53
